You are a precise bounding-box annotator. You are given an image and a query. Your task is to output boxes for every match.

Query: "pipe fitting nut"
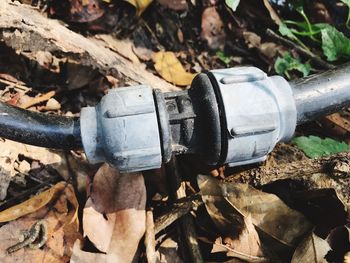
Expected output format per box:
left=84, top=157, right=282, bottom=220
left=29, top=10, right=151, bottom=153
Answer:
left=80, top=85, right=162, bottom=172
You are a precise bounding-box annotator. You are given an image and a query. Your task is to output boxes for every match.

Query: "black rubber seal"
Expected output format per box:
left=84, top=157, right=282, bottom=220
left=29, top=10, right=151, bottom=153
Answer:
left=188, top=73, right=222, bottom=164
left=153, top=89, right=172, bottom=163
left=206, top=71, right=228, bottom=165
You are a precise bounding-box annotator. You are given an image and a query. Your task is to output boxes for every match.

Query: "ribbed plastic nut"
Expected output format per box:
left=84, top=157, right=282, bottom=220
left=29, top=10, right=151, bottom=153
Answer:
left=80, top=85, right=162, bottom=172
left=209, top=67, right=297, bottom=167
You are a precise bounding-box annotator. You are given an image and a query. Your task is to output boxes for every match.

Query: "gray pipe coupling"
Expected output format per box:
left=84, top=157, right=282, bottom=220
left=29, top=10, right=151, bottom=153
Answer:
left=80, top=67, right=297, bottom=172
left=209, top=67, right=297, bottom=167
left=80, top=85, right=162, bottom=172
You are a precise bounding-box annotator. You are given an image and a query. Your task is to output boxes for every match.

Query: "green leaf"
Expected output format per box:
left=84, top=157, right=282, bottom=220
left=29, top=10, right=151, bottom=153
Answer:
left=278, top=23, right=307, bottom=48
left=216, top=51, right=231, bottom=65
left=292, top=136, right=349, bottom=159
left=340, top=0, right=350, bottom=28
left=225, top=0, right=240, bottom=11
left=274, top=53, right=311, bottom=79
left=321, top=25, right=350, bottom=61
left=279, top=23, right=297, bottom=39
left=341, top=0, right=350, bottom=7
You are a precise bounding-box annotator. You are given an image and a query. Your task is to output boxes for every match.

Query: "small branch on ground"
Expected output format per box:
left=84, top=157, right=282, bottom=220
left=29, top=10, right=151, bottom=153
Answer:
left=227, top=151, right=350, bottom=208
left=266, top=29, right=335, bottom=70
left=155, top=197, right=203, bottom=235
left=0, top=1, right=177, bottom=92
left=166, top=157, right=204, bottom=263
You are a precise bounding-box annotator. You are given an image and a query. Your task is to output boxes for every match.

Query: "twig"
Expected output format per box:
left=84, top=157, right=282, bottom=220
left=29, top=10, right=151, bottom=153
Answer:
left=232, top=152, right=350, bottom=183
left=166, top=157, right=204, bottom=263
left=155, top=198, right=203, bottom=235
left=0, top=78, right=31, bottom=92
left=266, top=29, right=335, bottom=70
left=145, top=209, right=157, bottom=263
left=19, top=90, right=56, bottom=109
left=227, top=151, right=350, bottom=206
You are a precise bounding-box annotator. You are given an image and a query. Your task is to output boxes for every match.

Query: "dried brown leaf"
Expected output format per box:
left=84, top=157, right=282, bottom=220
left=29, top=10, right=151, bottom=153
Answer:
left=198, top=175, right=313, bottom=247
left=211, top=215, right=267, bottom=262
left=0, top=183, right=80, bottom=262
left=291, top=232, right=331, bottom=263
left=90, top=163, right=146, bottom=213
left=201, top=7, right=226, bottom=50
left=82, top=198, right=115, bottom=253
left=76, top=163, right=146, bottom=262
left=153, top=51, right=196, bottom=86
left=225, top=215, right=264, bottom=259
left=0, top=182, right=68, bottom=222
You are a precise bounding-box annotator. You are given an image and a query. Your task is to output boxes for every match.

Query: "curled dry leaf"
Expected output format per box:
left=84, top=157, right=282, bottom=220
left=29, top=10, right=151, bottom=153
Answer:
left=75, top=163, right=146, bottom=262
left=0, top=182, right=81, bottom=262
left=198, top=175, right=313, bottom=247
left=291, top=232, right=331, bottom=263
left=153, top=51, right=196, bottom=86
left=0, top=182, right=68, bottom=222
left=201, top=7, right=226, bottom=50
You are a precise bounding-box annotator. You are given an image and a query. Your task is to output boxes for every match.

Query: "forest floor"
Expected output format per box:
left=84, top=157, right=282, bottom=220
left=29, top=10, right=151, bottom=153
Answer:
left=0, top=0, right=349, bottom=262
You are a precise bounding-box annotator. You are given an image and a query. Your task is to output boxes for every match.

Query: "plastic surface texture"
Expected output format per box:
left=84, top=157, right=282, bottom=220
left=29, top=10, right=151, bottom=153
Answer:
left=0, top=101, right=81, bottom=149
left=291, top=62, right=350, bottom=124
left=80, top=85, right=162, bottom=172
left=209, top=67, right=297, bottom=167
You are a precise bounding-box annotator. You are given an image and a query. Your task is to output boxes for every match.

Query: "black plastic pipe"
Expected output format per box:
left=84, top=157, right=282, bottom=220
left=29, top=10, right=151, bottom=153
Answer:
left=0, top=102, right=82, bottom=149
left=291, top=62, right=350, bottom=124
